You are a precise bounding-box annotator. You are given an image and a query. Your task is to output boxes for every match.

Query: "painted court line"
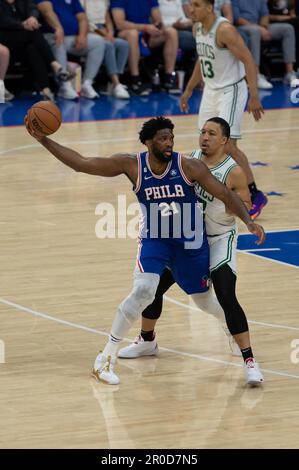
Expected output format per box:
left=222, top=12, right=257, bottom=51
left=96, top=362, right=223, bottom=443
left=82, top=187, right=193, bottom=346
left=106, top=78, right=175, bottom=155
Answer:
left=1, top=296, right=299, bottom=380
left=244, top=248, right=280, bottom=252
left=263, top=228, right=299, bottom=233
left=237, top=229, right=299, bottom=269
left=158, top=346, right=299, bottom=381
left=164, top=295, right=299, bottom=332
left=1, top=125, right=299, bottom=156
left=0, top=296, right=109, bottom=337
left=237, top=249, right=299, bottom=270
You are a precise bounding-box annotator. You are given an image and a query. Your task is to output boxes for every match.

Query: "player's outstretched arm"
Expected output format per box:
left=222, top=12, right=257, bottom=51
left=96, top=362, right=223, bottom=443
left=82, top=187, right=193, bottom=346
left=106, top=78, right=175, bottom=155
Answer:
left=24, top=115, right=135, bottom=177
left=180, top=61, right=202, bottom=113
left=41, top=137, right=134, bottom=176
left=218, top=23, right=264, bottom=122
left=183, top=158, right=266, bottom=244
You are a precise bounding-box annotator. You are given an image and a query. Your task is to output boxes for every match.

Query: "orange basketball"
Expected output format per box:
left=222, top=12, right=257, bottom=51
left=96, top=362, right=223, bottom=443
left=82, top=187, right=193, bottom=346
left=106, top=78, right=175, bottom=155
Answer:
left=28, top=101, right=62, bottom=136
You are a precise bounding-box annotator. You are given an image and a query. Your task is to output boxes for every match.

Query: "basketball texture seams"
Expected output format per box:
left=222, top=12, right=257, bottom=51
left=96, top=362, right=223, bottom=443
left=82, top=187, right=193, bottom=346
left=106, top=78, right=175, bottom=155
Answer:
left=28, top=101, right=62, bottom=136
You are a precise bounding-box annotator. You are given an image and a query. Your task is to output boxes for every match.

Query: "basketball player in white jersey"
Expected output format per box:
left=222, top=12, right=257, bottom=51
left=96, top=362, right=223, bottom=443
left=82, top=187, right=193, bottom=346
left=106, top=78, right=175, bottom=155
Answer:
left=119, top=117, right=264, bottom=386
left=180, top=0, right=268, bottom=221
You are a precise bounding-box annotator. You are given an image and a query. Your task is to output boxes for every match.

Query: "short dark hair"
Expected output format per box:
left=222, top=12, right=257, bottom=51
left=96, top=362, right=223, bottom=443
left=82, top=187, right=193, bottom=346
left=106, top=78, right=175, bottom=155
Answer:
left=204, top=0, right=215, bottom=6
left=139, top=116, right=174, bottom=144
left=206, top=117, right=230, bottom=139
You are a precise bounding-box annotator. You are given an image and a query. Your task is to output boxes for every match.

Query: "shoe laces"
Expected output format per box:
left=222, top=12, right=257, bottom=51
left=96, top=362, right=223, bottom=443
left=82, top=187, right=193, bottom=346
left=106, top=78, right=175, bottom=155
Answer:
left=104, top=355, right=112, bottom=372
left=245, top=358, right=255, bottom=368
left=134, top=335, right=143, bottom=344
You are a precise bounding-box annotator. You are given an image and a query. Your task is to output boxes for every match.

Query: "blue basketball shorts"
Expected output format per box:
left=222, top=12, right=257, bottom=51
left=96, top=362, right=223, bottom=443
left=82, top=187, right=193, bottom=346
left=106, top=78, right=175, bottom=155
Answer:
left=136, top=236, right=210, bottom=294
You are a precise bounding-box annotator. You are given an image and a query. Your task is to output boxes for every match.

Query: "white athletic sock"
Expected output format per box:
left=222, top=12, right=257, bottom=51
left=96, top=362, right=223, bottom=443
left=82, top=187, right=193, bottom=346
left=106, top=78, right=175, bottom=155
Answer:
left=103, top=335, right=122, bottom=358
left=102, top=300, right=141, bottom=358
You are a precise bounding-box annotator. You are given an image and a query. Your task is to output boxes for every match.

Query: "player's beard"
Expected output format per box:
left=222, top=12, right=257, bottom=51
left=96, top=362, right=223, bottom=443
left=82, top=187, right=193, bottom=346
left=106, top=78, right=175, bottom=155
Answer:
left=152, top=146, right=173, bottom=162
left=200, top=144, right=210, bottom=156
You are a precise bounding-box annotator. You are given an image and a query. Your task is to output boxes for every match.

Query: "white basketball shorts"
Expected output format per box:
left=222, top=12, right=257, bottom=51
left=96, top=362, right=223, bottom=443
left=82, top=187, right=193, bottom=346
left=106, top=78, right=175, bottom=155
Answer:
left=208, top=230, right=238, bottom=275
left=198, top=78, right=248, bottom=140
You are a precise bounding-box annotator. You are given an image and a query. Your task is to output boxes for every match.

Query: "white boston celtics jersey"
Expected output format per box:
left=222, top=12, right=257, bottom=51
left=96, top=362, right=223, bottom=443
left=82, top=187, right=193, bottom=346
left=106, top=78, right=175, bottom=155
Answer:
left=191, top=150, right=238, bottom=236
left=195, top=16, right=245, bottom=89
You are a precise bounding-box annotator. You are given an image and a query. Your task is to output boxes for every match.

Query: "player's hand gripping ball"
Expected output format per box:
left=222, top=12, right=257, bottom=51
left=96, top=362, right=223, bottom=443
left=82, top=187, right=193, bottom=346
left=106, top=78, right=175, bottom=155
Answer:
left=27, top=101, right=62, bottom=136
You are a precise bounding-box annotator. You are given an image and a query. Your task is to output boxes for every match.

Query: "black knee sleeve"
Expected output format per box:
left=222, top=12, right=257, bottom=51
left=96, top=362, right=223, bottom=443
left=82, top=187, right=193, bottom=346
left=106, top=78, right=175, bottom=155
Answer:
left=211, top=264, right=248, bottom=335
left=142, top=269, right=175, bottom=320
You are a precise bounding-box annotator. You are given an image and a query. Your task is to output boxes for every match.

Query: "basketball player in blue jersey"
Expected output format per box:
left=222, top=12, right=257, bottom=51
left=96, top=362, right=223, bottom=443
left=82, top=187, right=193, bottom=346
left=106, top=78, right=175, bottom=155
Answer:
left=119, top=118, right=264, bottom=386
left=25, top=115, right=265, bottom=385
left=180, top=0, right=268, bottom=220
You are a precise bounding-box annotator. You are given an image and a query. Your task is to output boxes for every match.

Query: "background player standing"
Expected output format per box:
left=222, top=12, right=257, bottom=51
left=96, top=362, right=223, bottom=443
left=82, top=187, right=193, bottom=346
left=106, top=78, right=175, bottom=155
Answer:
left=180, top=0, right=268, bottom=220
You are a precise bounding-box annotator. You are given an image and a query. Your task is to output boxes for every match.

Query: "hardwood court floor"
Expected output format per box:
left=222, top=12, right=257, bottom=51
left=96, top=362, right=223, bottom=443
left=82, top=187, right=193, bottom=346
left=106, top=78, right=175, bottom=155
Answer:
left=0, top=109, right=298, bottom=449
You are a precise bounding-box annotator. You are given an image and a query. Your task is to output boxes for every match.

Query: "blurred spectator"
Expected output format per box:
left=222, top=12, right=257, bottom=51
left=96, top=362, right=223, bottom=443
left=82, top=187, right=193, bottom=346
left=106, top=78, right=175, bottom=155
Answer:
left=215, top=0, right=252, bottom=46
left=216, top=1, right=252, bottom=46
left=158, top=0, right=196, bottom=53
left=181, top=0, right=191, bottom=18
left=232, top=0, right=297, bottom=88
left=110, top=0, right=179, bottom=95
left=215, top=0, right=234, bottom=22
left=81, top=0, right=130, bottom=98
left=0, top=0, right=72, bottom=100
left=268, top=0, right=299, bottom=70
left=0, top=43, right=14, bottom=101
left=35, top=0, right=106, bottom=99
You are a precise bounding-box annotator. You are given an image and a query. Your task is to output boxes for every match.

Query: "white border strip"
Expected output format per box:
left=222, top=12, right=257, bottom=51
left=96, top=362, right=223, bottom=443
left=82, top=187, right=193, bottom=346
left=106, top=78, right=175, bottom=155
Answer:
left=259, top=228, right=299, bottom=233
left=237, top=230, right=299, bottom=269
left=163, top=295, right=299, bottom=332
left=2, top=126, right=299, bottom=156
left=244, top=248, right=280, bottom=252
left=1, top=296, right=299, bottom=380
left=237, top=249, right=299, bottom=270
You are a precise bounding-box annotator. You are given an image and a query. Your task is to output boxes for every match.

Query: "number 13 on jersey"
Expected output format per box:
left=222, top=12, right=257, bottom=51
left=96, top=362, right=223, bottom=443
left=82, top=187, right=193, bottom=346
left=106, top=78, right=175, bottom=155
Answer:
left=200, top=59, right=215, bottom=79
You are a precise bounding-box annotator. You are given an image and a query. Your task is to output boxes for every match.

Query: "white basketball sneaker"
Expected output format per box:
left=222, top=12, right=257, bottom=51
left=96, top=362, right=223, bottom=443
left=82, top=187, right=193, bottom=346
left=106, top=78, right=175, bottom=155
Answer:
left=91, top=353, right=120, bottom=385
left=57, top=82, right=78, bottom=100
left=118, top=334, right=159, bottom=359
left=81, top=79, right=99, bottom=99
left=244, top=358, right=264, bottom=386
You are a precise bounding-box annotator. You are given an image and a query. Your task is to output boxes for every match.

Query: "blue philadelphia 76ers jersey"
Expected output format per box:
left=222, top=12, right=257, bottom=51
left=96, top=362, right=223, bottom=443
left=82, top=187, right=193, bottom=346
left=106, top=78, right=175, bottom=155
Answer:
left=134, top=151, right=203, bottom=244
